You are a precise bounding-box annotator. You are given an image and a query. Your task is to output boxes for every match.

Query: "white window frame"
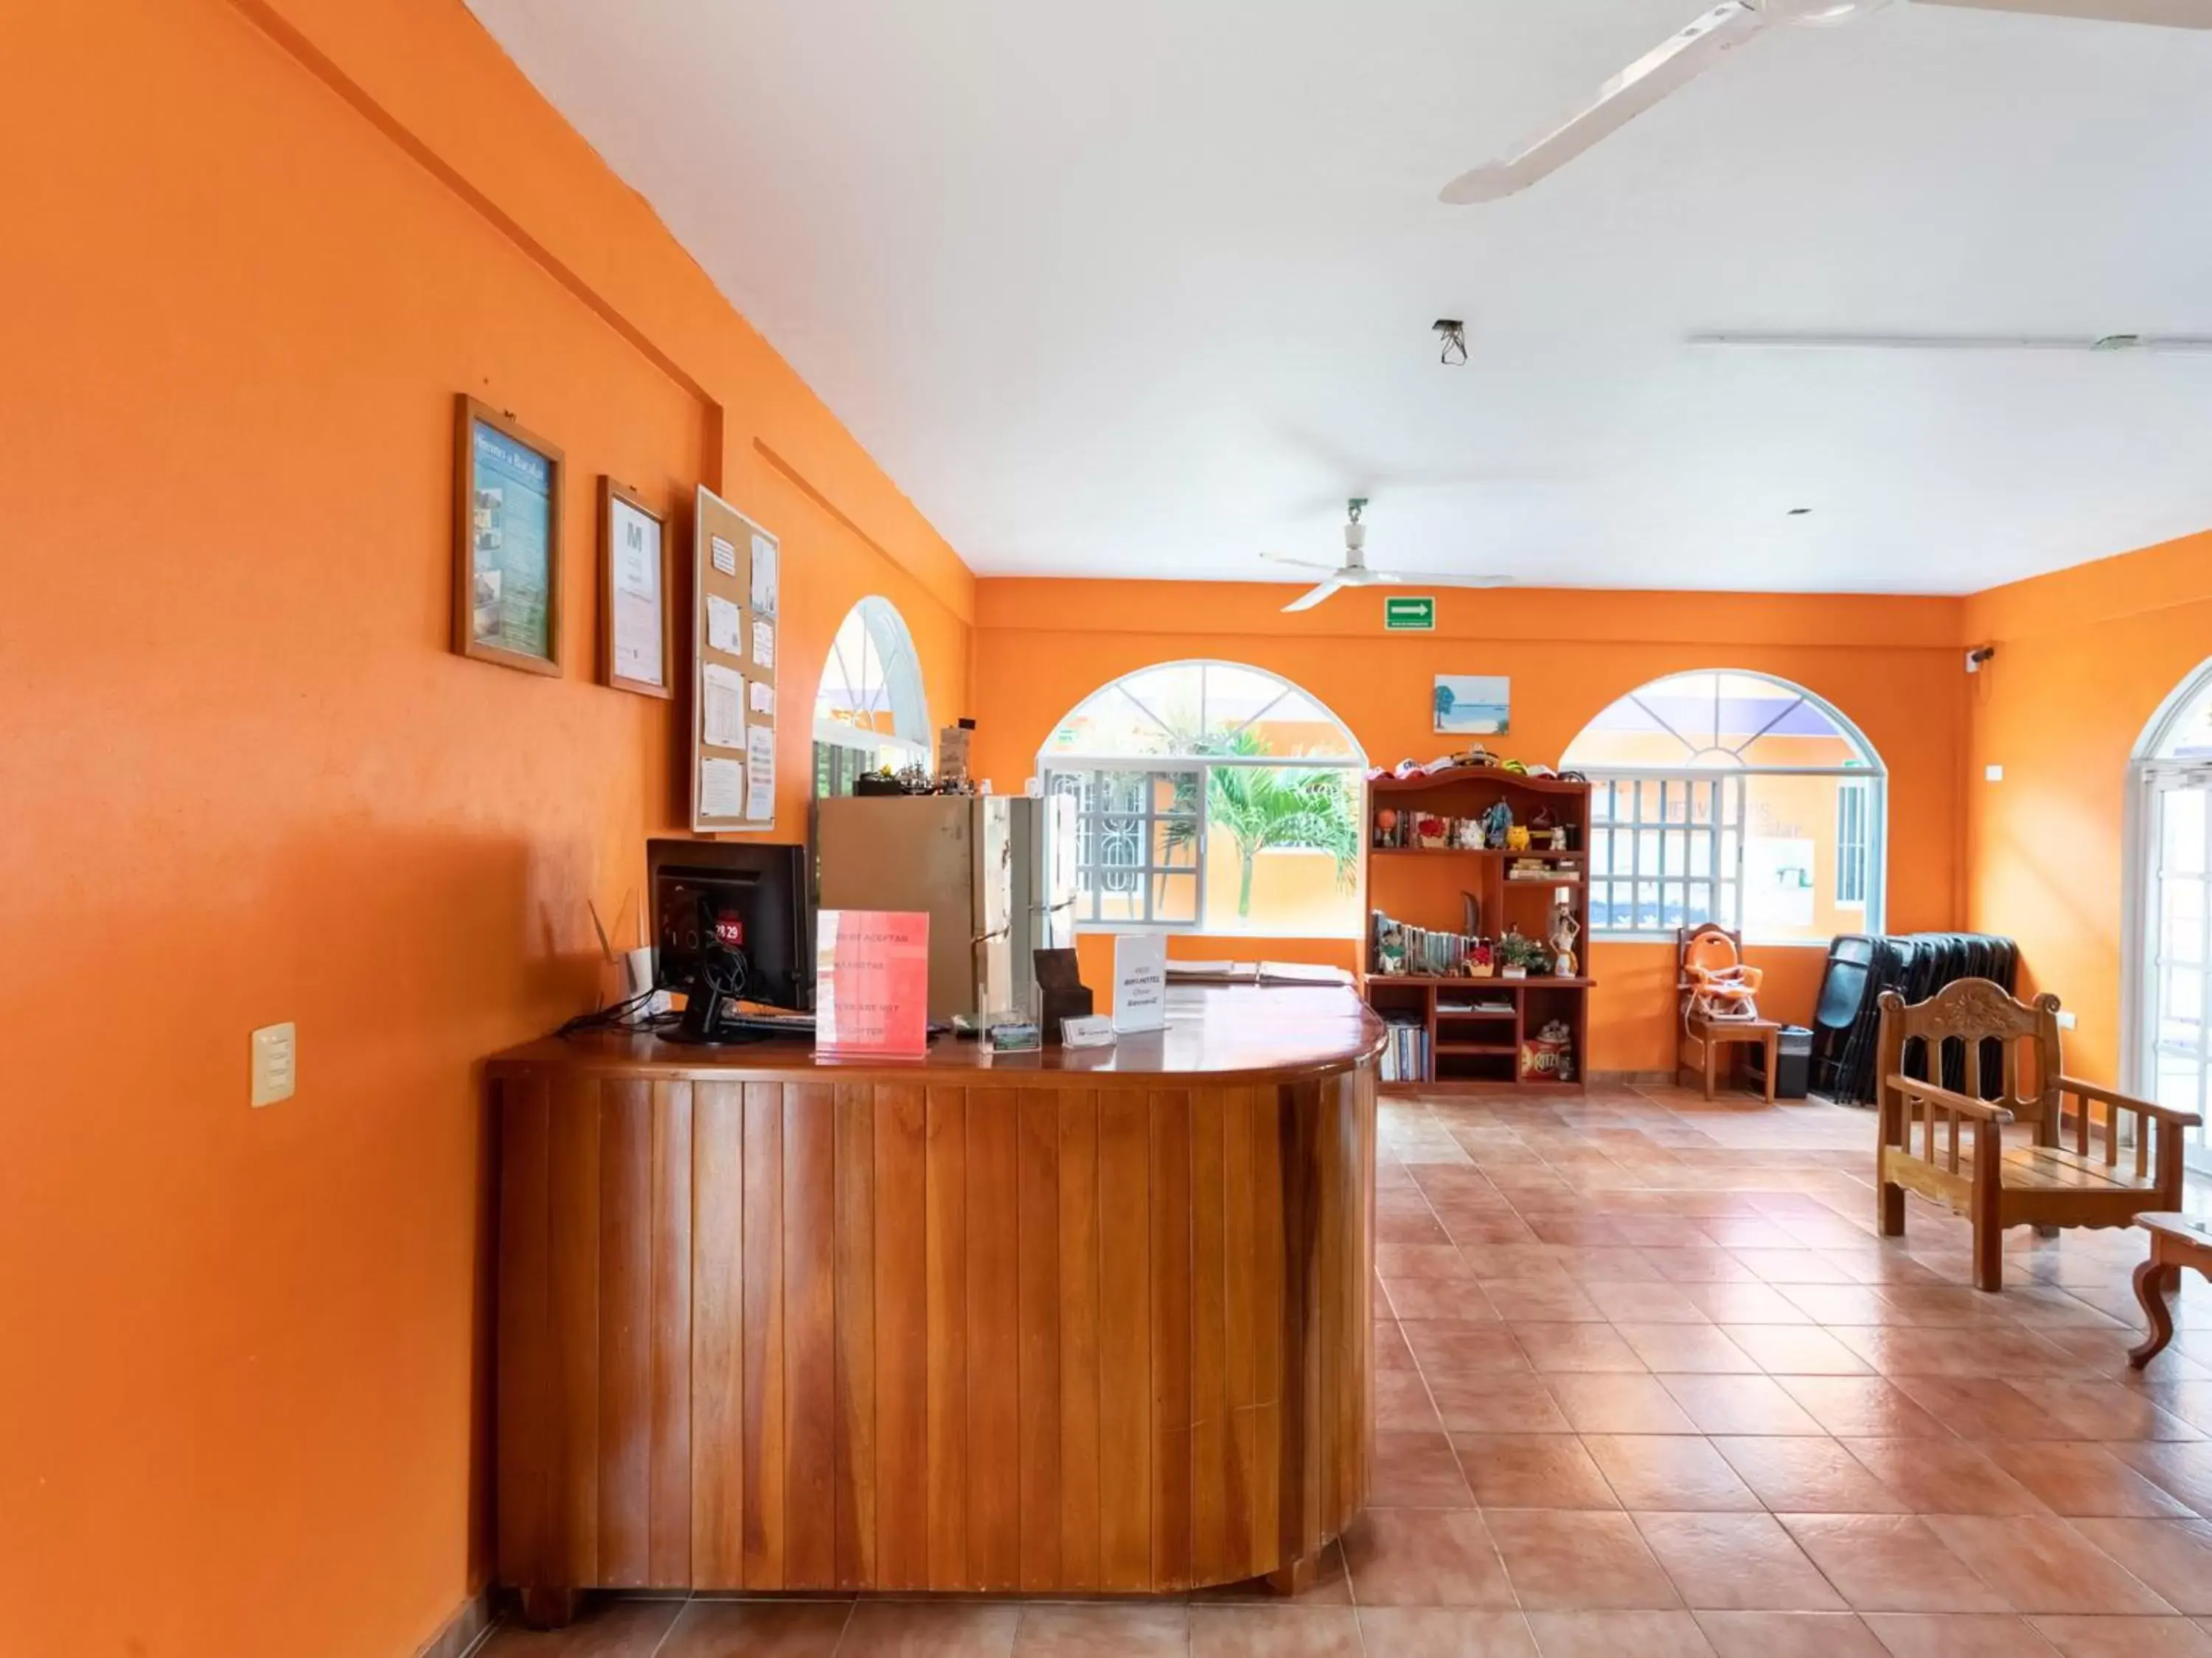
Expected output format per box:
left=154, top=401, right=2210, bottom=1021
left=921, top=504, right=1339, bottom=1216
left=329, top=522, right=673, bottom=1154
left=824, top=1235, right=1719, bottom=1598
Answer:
left=1836, top=778, right=1873, bottom=909
left=1587, top=773, right=1746, bottom=939
left=2121, top=656, right=2212, bottom=1174
left=813, top=597, right=930, bottom=790
left=1566, top=670, right=1887, bottom=945
left=1038, top=659, right=1364, bottom=937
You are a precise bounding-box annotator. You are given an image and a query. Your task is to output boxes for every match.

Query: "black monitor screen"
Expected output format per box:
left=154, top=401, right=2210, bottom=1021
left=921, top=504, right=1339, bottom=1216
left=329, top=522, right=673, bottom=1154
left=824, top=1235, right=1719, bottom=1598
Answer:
left=646, top=839, right=810, bottom=1010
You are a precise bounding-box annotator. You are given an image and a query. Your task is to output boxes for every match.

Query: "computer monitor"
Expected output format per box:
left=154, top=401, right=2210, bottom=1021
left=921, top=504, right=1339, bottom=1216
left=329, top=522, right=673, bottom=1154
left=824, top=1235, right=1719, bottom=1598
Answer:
left=646, top=839, right=810, bottom=1011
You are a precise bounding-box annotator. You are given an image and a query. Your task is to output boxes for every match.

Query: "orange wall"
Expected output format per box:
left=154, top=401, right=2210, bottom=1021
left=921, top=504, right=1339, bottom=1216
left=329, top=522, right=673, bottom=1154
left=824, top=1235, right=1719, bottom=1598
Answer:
left=972, top=582, right=1966, bottom=1072
left=0, top=4, right=970, bottom=1657
left=1963, top=527, right=2212, bottom=1085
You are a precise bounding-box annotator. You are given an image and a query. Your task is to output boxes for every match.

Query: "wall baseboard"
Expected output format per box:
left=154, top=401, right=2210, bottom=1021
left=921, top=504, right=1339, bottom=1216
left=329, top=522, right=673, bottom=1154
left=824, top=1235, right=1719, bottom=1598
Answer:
left=1590, top=1069, right=1676, bottom=1087
left=414, top=1589, right=497, bottom=1658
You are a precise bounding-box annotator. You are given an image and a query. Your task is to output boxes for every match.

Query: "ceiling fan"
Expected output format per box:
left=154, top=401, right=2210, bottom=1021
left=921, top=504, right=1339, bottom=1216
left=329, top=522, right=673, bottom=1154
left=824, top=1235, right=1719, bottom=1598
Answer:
left=1262, top=499, right=1514, bottom=614
left=1439, top=0, right=2212, bottom=206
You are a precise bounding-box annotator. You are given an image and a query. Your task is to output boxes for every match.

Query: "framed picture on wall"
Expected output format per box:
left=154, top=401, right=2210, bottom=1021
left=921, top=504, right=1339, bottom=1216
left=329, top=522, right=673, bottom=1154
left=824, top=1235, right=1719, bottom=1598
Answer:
left=1435, top=674, right=1510, bottom=735
left=599, top=478, right=672, bottom=698
left=453, top=394, right=563, bottom=676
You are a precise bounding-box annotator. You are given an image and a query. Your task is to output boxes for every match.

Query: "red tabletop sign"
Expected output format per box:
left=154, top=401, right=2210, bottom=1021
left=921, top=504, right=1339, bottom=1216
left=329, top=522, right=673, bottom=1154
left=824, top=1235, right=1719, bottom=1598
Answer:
left=815, top=909, right=930, bottom=1058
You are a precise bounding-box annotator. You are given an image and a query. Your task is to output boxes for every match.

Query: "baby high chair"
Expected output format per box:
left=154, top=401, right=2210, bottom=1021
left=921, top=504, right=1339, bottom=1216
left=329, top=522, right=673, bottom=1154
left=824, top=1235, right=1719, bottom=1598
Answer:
left=1680, top=923, right=1763, bottom=1022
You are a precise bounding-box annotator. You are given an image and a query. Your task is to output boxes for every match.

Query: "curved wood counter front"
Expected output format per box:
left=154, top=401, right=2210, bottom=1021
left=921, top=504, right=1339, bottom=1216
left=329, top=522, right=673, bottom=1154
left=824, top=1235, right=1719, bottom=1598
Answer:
left=488, top=984, right=1382, bottom=1622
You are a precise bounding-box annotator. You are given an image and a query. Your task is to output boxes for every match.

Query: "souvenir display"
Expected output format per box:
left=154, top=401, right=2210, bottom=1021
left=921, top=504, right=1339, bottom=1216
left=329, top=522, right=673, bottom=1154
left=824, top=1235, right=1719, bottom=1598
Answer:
left=1549, top=894, right=1581, bottom=977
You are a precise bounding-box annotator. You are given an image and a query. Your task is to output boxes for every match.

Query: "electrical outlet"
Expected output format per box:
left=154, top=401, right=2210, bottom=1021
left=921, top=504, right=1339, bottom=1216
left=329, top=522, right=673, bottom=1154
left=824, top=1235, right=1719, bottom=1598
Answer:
left=251, top=1022, right=296, bottom=1107
left=2056, top=1010, right=2078, bottom=1030
left=1985, top=765, right=2004, bottom=783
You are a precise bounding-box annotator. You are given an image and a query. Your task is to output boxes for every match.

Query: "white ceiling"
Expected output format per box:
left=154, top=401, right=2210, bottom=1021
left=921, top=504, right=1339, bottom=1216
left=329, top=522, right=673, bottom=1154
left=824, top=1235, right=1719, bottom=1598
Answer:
left=467, top=0, right=2212, bottom=594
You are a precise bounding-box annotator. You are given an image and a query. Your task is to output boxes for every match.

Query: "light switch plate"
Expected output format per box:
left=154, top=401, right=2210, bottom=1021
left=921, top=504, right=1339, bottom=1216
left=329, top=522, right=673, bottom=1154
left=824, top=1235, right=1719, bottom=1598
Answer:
left=251, top=1021, right=296, bottom=1108
left=1985, top=764, right=2004, bottom=783
left=2056, top=1010, right=2078, bottom=1030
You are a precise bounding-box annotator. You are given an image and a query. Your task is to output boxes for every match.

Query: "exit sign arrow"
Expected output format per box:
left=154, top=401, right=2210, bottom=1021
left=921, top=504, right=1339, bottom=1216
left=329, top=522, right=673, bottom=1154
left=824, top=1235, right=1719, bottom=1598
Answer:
left=1384, top=596, right=1436, bottom=631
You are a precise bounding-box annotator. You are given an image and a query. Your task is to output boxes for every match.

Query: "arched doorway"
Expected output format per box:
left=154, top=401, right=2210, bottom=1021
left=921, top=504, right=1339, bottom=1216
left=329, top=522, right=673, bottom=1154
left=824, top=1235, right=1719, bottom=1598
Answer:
left=2124, top=659, right=2212, bottom=1166
left=813, top=597, right=930, bottom=796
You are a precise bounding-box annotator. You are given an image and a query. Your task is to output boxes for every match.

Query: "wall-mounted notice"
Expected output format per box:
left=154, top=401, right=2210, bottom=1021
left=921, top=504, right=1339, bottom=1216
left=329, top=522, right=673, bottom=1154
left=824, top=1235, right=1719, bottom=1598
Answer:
left=750, top=534, right=779, bottom=616
left=1111, top=932, right=1169, bottom=1035
left=816, top=909, right=929, bottom=1058
left=690, top=486, right=782, bottom=832
left=745, top=721, right=775, bottom=821
left=706, top=595, right=743, bottom=656
left=701, top=663, right=745, bottom=750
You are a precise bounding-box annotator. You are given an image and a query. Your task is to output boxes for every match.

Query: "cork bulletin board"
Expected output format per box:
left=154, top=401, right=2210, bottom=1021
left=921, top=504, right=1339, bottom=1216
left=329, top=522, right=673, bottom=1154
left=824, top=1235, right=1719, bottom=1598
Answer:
left=689, top=485, right=780, bottom=833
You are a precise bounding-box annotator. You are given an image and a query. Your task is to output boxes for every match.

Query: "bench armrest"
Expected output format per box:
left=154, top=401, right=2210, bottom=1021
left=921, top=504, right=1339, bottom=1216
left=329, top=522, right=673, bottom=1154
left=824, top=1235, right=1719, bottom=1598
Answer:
left=1886, top=1074, right=2014, bottom=1125
left=2058, top=1075, right=2202, bottom=1130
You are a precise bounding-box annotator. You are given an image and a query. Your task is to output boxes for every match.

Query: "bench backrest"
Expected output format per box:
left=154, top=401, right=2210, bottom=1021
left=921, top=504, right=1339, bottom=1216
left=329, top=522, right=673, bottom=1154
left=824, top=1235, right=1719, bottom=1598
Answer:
left=1876, top=977, right=2060, bottom=1130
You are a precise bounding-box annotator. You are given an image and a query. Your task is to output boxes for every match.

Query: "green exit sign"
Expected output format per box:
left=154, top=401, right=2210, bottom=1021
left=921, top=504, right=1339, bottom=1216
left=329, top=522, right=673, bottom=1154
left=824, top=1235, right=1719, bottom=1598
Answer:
left=1384, top=595, right=1436, bottom=631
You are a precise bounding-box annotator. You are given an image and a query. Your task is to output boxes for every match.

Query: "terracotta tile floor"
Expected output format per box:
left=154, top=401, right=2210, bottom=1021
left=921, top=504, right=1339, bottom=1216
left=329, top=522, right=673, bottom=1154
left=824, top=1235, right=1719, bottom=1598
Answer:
left=479, top=1083, right=2212, bottom=1657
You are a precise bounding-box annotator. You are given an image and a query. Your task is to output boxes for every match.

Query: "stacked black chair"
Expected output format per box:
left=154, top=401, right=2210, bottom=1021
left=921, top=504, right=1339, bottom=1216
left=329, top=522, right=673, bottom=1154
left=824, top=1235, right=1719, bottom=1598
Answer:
left=1809, top=932, right=2019, bottom=1106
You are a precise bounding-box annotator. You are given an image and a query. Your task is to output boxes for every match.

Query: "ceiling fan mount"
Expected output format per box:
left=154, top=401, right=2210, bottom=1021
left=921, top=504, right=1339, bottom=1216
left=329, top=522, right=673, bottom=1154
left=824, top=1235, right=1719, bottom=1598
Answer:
left=1262, top=498, right=1513, bottom=614
left=1439, top=0, right=2209, bottom=206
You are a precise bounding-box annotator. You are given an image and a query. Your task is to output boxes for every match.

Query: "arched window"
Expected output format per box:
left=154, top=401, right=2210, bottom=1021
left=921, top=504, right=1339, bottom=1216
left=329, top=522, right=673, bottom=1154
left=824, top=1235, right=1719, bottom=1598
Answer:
left=813, top=597, right=930, bottom=796
left=1562, top=670, right=1885, bottom=942
left=1039, top=661, right=1365, bottom=935
left=2126, top=659, right=2212, bottom=1163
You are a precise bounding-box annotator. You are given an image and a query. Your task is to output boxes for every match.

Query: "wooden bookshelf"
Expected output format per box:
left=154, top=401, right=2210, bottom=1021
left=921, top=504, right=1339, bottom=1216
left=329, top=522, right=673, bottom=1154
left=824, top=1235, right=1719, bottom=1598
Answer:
left=1364, top=767, right=1595, bottom=1092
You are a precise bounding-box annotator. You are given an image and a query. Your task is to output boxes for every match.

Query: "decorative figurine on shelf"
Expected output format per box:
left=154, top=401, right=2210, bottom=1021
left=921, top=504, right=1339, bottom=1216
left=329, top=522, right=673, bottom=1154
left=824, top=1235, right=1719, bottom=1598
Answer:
left=1453, top=817, right=1484, bottom=850
left=1548, top=825, right=1571, bottom=852
left=1373, top=808, right=1399, bottom=848
left=1481, top=799, right=1514, bottom=850
left=1549, top=893, right=1581, bottom=978
left=1529, top=804, right=1557, bottom=831
left=1416, top=813, right=1450, bottom=849
left=1506, top=824, right=1532, bottom=853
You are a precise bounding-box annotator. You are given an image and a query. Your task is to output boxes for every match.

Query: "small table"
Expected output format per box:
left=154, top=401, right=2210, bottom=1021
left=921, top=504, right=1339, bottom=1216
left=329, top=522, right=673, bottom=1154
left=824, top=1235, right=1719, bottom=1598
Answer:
left=2129, top=1212, right=2212, bottom=1367
left=1679, top=1014, right=1779, bottom=1103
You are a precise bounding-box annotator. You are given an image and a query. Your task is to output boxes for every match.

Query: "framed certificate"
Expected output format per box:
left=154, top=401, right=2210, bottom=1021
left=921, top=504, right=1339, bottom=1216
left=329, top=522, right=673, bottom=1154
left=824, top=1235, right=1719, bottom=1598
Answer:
left=453, top=395, right=563, bottom=676
left=599, top=479, right=671, bottom=698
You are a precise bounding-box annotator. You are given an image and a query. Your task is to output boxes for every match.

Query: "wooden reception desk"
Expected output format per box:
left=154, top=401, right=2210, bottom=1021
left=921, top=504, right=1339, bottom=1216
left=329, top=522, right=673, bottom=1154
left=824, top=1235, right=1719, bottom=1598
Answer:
left=487, top=984, right=1382, bottom=1623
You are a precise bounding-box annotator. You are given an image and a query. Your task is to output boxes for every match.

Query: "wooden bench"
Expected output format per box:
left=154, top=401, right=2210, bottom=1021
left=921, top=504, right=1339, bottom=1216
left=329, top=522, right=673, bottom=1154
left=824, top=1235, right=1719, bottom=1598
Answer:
left=1872, top=979, right=2197, bottom=1293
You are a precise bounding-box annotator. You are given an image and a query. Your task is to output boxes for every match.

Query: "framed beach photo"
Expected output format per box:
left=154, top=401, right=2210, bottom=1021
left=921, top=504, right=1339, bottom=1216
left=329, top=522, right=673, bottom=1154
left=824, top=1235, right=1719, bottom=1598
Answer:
left=453, top=395, right=564, bottom=676
left=1434, top=674, right=1510, bottom=735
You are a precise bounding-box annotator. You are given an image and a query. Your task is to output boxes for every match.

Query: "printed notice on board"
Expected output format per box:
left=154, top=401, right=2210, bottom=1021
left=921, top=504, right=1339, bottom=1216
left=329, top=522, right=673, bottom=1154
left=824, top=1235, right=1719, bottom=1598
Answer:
left=700, top=756, right=747, bottom=819
left=706, top=594, right=743, bottom=656
left=710, top=535, right=737, bottom=577
left=750, top=534, right=779, bottom=616
left=701, top=663, right=745, bottom=750
left=745, top=721, right=775, bottom=819
left=751, top=618, right=775, bottom=670
left=748, top=681, right=775, bottom=715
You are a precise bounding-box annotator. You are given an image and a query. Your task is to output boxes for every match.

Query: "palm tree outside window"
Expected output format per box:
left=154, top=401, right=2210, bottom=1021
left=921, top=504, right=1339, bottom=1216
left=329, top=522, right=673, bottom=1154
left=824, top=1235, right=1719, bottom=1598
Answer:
left=1039, top=662, right=1366, bottom=937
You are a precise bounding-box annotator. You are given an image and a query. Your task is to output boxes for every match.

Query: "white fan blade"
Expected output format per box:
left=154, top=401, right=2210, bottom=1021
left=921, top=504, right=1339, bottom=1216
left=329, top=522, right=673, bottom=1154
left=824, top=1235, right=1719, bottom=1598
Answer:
left=1421, top=572, right=1517, bottom=589
left=1439, top=1, right=1767, bottom=204
left=1281, top=577, right=1346, bottom=614
left=1913, top=0, right=2211, bottom=24
left=1258, top=551, right=1342, bottom=572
